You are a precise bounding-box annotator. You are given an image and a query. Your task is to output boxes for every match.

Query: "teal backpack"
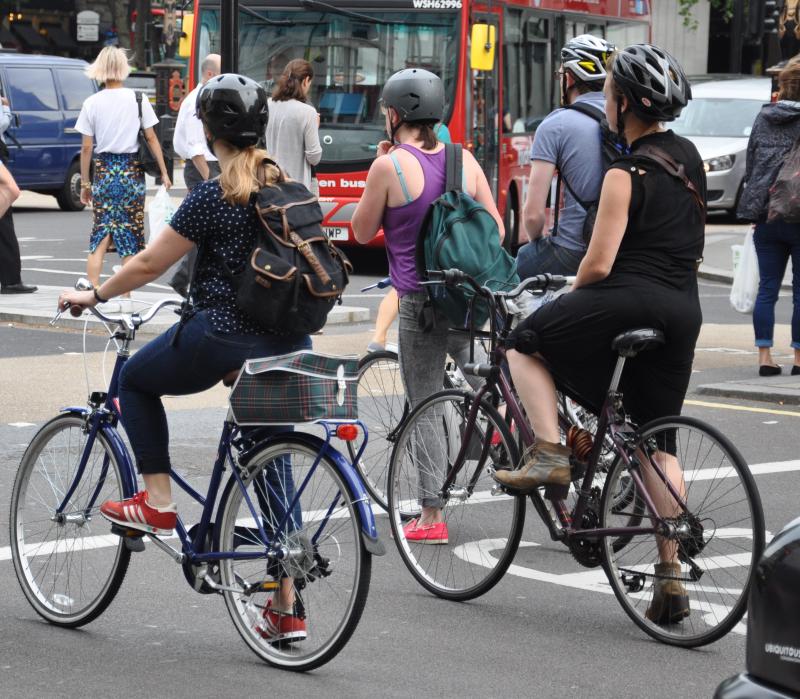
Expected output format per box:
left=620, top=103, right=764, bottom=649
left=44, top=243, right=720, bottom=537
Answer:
left=415, top=143, right=519, bottom=329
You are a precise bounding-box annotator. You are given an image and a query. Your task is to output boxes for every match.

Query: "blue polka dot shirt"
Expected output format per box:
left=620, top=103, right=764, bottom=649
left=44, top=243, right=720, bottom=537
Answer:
left=170, top=180, right=267, bottom=335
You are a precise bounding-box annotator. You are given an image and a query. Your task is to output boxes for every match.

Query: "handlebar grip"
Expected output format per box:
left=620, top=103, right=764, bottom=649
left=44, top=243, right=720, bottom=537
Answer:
left=463, top=363, right=496, bottom=378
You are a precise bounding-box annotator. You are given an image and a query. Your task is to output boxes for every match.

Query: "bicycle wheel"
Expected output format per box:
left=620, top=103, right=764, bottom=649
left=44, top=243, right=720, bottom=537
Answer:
left=10, top=414, right=131, bottom=627
left=217, top=438, right=371, bottom=671
left=348, top=350, right=405, bottom=510
left=600, top=415, right=765, bottom=647
left=387, top=389, right=524, bottom=601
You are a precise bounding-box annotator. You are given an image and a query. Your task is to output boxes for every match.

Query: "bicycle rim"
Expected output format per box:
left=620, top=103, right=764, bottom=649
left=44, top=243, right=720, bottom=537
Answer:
left=10, top=414, right=131, bottom=627
left=600, top=416, right=765, bottom=647
left=388, top=390, right=524, bottom=601
left=218, top=439, right=371, bottom=671
left=348, top=350, right=404, bottom=511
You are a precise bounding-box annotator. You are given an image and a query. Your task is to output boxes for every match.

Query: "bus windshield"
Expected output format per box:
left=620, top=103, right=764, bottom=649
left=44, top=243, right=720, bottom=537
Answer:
left=197, top=8, right=460, bottom=165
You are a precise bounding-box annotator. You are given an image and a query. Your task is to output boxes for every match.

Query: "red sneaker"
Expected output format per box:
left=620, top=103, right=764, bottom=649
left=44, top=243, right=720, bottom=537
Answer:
left=255, top=600, right=307, bottom=643
left=100, top=491, right=177, bottom=536
left=402, top=518, right=449, bottom=545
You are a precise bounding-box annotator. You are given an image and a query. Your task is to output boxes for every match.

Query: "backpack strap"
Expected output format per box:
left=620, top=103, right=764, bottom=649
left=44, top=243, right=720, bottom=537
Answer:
left=388, top=152, right=414, bottom=205
left=137, top=91, right=143, bottom=127
left=445, top=143, right=463, bottom=193
left=632, top=144, right=705, bottom=211
left=565, top=101, right=604, bottom=124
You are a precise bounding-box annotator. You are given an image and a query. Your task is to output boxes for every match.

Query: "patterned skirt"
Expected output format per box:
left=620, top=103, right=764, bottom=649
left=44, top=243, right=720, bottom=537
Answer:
left=89, top=152, right=146, bottom=257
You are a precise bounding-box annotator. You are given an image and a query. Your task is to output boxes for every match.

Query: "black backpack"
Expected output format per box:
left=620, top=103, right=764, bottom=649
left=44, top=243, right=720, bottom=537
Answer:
left=553, top=101, right=626, bottom=244
left=225, top=179, right=352, bottom=335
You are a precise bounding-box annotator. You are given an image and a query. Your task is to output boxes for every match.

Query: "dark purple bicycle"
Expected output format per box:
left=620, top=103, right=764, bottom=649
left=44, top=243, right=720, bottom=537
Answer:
left=386, top=269, right=765, bottom=648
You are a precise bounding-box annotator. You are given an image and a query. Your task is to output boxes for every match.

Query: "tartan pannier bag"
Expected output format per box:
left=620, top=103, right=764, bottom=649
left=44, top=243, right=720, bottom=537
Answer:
left=225, top=174, right=352, bottom=335
left=229, top=350, right=358, bottom=425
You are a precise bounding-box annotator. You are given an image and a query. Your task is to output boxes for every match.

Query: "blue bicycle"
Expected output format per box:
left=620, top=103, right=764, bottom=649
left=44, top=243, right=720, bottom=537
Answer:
left=9, top=283, right=382, bottom=671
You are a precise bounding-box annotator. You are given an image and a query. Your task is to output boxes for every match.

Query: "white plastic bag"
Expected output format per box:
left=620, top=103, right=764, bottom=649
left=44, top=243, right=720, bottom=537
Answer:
left=147, top=185, right=176, bottom=245
left=729, top=228, right=759, bottom=314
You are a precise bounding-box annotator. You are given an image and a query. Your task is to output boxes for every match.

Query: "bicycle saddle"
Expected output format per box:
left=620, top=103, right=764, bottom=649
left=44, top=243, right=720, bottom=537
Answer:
left=611, top=328, right=665, bottom=358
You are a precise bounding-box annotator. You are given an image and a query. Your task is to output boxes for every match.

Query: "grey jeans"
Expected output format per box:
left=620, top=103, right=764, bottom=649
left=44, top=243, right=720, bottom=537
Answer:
left=398, top=291, right=486, bottom=508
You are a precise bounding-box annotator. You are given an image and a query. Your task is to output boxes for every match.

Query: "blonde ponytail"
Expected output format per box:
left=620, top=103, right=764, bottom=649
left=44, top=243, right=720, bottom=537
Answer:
left=219, top=145, right=283, bottom=206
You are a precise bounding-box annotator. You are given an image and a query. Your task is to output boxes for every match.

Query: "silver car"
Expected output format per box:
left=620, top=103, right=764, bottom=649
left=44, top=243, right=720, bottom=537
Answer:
left=671, top=77, right=772, bottom=214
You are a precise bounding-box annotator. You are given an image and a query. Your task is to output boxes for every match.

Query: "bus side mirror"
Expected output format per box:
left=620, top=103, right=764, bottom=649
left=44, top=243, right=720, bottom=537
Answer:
left=178, top=13, right=194, bottom=58
left=470, top=23, right=496, bottom=71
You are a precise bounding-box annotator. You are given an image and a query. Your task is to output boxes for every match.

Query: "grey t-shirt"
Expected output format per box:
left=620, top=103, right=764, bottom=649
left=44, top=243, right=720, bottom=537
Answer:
left=531, top=91, right=605, bottom=252
left=264, top=98, right=323, bottom=189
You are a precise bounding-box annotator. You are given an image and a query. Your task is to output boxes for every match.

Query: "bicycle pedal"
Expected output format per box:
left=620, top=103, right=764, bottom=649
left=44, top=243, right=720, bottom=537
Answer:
left=123, top=536, right=146, bottom=553
left=543, top=483, right=570, bottom=501
left=110, top=523, right=145, bottom=539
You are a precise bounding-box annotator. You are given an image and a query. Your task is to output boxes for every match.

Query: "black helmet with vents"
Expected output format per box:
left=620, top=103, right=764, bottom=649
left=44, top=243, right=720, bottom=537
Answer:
left=611, top=44, right=691, bottom=122
left=197, top=73, right=269, bottom=148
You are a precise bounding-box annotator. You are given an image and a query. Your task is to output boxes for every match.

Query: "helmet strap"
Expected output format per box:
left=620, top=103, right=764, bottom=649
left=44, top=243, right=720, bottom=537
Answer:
left=616, top=100, right=628, bottom=147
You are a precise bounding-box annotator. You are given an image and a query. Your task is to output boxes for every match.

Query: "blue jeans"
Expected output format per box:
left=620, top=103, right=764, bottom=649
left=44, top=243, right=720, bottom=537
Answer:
left=752, top=221, right=800, bottom=349
left=516, top=236, right=584, bottom=279
left=119, top=310, right=310, bottom=474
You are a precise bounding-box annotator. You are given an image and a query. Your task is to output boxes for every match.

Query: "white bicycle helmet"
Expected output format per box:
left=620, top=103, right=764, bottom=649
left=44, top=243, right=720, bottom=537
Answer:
left=561, top=34, right=616, bottom=86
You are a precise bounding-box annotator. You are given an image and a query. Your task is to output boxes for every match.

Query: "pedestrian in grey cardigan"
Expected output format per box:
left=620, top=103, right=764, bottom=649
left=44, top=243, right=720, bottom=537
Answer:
left=265, top=59, right=322, bottom=194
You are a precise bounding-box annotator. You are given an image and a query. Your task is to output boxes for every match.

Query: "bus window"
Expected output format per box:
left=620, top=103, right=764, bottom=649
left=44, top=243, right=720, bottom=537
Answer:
left=503, top=11, right=553, bottom=134
left=195, top=7, right=459, bottom=165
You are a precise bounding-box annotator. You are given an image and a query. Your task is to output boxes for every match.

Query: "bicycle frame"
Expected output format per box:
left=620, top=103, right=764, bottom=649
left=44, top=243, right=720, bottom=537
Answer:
left=55, top=333, right=381, bottom=570
left=434, top=272, right=692, bottom=548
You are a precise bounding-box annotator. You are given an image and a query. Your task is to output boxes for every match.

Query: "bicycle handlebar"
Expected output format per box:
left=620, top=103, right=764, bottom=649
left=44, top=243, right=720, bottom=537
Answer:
left=424, top=269, right=575, bottom=299
left=52, top=278, right=183, bottom=332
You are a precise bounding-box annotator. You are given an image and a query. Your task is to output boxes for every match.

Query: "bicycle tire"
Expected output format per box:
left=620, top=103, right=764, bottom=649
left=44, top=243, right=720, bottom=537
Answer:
left=387, top=389, right=524, bottom=601
left=10, top=414, right=131, bottom=627
left=600, top=415, right=765, bottom=647
left=348, top=350, right=405, bottom=511
left=349, top=350, right=460, bottom=512
left=217, top=437, right=371, bottom=671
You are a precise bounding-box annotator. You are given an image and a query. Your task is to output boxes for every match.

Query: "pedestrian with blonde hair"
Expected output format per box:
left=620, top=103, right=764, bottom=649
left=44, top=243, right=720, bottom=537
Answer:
left=265, top=59, right=322, bottom=193
left=76, top=47, right=172, bottom=292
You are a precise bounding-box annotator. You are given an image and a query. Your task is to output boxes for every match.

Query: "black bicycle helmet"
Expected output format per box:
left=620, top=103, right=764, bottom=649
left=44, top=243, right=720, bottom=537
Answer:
left=611, top=44, right=691, bottom=122
left=197, top=73, right=269, bottom=148
left=561, top=34, right=616, bottom=86
left=380, top=68, right=444, bottom=124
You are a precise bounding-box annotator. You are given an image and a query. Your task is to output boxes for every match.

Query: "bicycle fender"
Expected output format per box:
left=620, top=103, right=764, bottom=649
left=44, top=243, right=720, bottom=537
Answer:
left=58, top=407, right=138, bottom=497
left=242, top=431, right=385, bottom=556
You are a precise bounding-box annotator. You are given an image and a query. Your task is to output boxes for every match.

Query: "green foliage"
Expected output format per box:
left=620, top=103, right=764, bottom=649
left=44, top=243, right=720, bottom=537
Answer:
left=677, top=0, right=734, bottom=29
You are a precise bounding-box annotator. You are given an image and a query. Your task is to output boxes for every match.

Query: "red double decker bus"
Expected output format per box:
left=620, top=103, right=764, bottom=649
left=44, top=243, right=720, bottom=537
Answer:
left=190, top=0, right=650, bottom=249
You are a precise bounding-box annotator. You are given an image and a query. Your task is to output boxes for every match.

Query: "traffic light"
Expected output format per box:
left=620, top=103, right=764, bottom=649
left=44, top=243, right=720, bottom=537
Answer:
left=764, top=0, right=781, bottom=34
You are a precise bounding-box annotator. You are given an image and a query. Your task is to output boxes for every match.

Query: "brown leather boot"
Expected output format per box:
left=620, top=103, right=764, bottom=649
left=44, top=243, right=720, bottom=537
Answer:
left=493, top=439, right=571, bottom=494
left=645, top=561, right=690, bottom=625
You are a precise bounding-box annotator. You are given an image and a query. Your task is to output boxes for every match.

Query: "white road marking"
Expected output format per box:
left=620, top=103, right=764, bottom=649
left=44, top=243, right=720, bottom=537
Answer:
left=8, top=422, right=35, bottom=428
left=19, top=255, right=53, bottom=260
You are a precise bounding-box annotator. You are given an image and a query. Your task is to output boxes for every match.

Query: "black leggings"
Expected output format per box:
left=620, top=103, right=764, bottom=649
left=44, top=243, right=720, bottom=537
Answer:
left=508, top=280, right=701, bottom=426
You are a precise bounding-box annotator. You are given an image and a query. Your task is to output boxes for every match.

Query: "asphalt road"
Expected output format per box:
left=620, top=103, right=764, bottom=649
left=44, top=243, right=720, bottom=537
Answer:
left=0, top=201, right=798, bottom=698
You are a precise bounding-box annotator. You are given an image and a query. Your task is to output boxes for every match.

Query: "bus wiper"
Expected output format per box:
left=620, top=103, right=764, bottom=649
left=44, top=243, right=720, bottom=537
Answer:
left=241, top=3, right=295, bottom=25
left=299, top=0, right=389, bottom=25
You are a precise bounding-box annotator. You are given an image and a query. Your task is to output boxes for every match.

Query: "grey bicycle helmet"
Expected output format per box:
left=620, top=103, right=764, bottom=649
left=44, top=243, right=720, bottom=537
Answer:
left=611, top=44, right=691, bottom=122
left=561, top=34, right=616, bottom=86
left=380, top=68, right=444, bottom=124
left=198, top=73, right=269, bottom=149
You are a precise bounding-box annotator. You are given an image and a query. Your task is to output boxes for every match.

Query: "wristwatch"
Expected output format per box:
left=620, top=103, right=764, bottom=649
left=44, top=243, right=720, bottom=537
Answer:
left=93, top=287, right=108, bottom=304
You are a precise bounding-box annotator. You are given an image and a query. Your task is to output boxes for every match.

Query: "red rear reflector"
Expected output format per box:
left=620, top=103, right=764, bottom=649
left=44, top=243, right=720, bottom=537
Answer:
left=336, top=424, right=359, bottom=441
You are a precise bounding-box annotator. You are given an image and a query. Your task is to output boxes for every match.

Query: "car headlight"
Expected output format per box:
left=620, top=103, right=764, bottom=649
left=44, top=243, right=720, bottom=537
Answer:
left=703, top=154, right=735, bottom=172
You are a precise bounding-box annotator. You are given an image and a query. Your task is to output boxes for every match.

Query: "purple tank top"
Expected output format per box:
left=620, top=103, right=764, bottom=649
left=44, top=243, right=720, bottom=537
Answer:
left=382, top=144, right=446, bottom=296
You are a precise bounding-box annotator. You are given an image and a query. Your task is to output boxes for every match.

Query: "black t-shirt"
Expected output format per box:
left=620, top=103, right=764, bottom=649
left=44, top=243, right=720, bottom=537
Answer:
left=605, top=130, right=706, bottom=290
left=170, top=179, right=266, bottom=335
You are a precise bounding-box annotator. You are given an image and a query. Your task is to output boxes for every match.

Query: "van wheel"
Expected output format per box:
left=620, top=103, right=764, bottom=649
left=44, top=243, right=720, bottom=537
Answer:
left=55, top=161, right=85, bottom=212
